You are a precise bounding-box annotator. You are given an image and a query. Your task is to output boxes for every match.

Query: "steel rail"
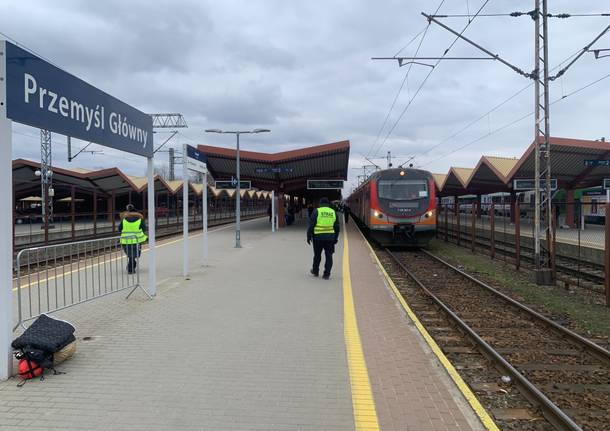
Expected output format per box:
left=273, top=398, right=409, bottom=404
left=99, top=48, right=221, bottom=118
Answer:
left=422, top=249, right=610, bottom=365
left=385, top=249, right=584, bottom=431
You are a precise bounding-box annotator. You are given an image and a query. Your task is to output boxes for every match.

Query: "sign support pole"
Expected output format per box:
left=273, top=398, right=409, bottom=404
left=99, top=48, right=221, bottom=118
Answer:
left=271, top=190, right=275, bottom=233
left=147, top=157, right=156, bottom=296
left=183, top=153, right=189, bottom=278
left=203, top=172, right=208, bottom=266
left=0, top=47, right=12, bottom=378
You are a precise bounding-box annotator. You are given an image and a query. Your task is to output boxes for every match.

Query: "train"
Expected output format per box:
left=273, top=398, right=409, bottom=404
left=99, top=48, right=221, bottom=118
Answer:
left=346, top=168, right=436, bottom=246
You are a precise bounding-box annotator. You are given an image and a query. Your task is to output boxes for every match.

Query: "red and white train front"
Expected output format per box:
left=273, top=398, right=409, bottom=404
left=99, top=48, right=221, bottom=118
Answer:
left=348, top=168, right=436, bottom=246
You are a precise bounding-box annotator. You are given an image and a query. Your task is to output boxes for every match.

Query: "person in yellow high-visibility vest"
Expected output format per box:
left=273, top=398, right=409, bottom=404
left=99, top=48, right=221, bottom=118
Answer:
left=307, top=197, right=340, bottom=280
left=119, top=204, right=148, bottom=274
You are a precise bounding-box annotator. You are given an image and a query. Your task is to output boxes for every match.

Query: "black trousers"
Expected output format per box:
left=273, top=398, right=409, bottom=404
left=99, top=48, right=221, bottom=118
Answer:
left=122, top=244, right=141, bottom=273
left=312, top=239, right=335, bottom=276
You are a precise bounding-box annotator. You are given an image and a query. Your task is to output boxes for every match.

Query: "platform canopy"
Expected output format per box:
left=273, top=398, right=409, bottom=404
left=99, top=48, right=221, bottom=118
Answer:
left=436, top=137, right=610, bottom=197
left=197, top=140, right=350, bottom=198
left=508, top=137, right=610, bottom=190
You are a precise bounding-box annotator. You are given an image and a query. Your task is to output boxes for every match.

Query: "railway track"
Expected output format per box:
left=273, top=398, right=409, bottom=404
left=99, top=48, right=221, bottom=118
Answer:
left=378, top=246, right=610, bottom=431
left=439, top=227, right=605, bottom=295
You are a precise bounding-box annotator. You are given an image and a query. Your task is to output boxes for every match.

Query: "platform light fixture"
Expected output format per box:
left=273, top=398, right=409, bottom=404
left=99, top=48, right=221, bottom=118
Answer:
left=204, top=128, right=271, bottom=248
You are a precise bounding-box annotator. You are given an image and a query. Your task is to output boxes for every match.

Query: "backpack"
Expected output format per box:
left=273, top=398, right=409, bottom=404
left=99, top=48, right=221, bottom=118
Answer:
left=12, top=315, right=75, bottom=386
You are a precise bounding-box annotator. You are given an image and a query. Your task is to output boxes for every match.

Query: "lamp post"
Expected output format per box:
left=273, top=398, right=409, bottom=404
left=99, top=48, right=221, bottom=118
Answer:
left=205, top=128, right=270, bottom=248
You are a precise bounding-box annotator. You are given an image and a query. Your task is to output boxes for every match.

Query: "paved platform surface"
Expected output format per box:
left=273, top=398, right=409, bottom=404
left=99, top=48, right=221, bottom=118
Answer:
left=1, top=218, right=353, bottom=431
left=1, top=216, right=491, bottom=431
left=345, top=222, right=484, bottom=431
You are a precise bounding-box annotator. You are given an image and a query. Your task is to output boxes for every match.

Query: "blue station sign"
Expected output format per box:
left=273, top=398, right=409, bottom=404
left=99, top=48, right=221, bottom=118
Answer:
left=184, top=144, right=207, bottom=173
left=4, top=41, right=153, bottom=157
left=584, top=159, right=610, bottom=167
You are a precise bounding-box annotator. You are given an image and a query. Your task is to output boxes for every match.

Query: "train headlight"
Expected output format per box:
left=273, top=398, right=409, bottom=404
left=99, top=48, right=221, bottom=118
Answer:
left=374, top=210, right=380, bottom=217
left=425, top=210, right=433, bottom=218
left=400, top=170, right=405, bottom=176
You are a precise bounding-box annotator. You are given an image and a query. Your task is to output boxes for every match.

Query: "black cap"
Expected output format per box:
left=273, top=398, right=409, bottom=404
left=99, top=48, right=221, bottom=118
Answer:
left=126, top=204, right=135, bottom=211
left=319, top=197, right=330, bottom=205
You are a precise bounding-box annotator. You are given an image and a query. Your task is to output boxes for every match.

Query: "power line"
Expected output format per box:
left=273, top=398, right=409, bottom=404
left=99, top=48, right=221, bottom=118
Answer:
left=375, top=0, right=491, bottom=157
left=430, top=12, right=610, bottom=18
left=420, top=71, right=610, bottom=167
left=367, top=0, right=446, bottom=159
left=413, top=46, right=585, bottom=160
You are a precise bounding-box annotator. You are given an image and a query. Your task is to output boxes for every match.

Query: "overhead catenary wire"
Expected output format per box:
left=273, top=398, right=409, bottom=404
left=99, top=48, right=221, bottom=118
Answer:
left=367, top=0, right=447, bottom=159
left=430, top=12, right=610, bottom=18
left=419, top=71, right=610, bottom=167
left=413, top=45, right=585, bottom=160
left=374, top=0, right=491, bottom=158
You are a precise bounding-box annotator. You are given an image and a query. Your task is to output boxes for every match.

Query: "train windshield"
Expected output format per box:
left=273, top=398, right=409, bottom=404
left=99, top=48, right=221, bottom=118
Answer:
left=378, top=179, right=428, bottom=200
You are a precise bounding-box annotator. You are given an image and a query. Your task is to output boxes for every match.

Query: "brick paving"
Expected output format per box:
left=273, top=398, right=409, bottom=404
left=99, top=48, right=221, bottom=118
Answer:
left=0, top=219, right=354, bottom=431
left=346, top=222, right=485, bottom=431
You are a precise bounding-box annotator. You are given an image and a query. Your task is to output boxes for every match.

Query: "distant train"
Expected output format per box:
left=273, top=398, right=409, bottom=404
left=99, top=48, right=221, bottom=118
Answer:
left=346, top=168, right=436, bottom=246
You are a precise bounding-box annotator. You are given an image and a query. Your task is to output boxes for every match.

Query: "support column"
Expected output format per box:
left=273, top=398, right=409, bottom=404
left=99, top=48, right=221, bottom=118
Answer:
left=515, top=200, right=521, bottom=270
left=453, top=196, right=459, bottom=215
left=93, top=191, right=97, bottom=236
left=566, top=189, right=575, bottom=228
left=111, top=190, right=116, bottom=233
left=476, top=194, right=482, bottom=219
left=278, top=193, right=286, bottom=228
left=70, top=186, right=76, bottom=240
left=510, top=191, right=517, bottom=223
left=490, top=202, right=495, bottom=259
left=605, top=203, right=610, bottom=307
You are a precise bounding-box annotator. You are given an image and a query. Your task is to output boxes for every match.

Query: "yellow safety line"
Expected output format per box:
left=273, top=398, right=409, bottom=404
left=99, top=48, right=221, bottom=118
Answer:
left=12, top=220, right=247, bottom=292
left=355, top=225, right=499, bottom=431
left=342, top=226, right=380, bottom=431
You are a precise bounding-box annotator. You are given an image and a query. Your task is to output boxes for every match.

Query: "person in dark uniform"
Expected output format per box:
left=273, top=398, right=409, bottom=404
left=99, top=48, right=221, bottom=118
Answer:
left=307, top=197, right=340, bottom=280
left=343, top=204, right=351, bottom=224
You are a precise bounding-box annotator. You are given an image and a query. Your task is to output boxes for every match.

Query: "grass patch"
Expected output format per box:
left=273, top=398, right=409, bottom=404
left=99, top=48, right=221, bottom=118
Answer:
left=428, top=239, right=610, bottom=341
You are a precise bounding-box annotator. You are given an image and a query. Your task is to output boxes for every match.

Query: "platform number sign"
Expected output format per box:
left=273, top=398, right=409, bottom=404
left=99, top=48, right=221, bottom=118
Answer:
left=513, top=178, right=557, bottom=191
left=184, top=144, right=207, bottom=173
left=307, top=179, right=344, bottom=190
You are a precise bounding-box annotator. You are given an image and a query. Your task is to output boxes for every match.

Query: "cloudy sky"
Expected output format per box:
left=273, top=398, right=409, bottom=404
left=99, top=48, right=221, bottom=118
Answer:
left=2, top=0, right=609, bottom=192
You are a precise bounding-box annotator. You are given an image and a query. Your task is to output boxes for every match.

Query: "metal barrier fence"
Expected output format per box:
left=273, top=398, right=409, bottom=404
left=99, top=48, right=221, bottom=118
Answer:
left=14, top=235, right=150, bottom=330
left=437, top=201, right=609, bottom=306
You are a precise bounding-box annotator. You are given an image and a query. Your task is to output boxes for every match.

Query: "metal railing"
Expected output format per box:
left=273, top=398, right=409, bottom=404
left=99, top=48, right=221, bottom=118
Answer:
left=14, top=235, right=150, bottom=330
left=437, top=201, right=609, bottom=306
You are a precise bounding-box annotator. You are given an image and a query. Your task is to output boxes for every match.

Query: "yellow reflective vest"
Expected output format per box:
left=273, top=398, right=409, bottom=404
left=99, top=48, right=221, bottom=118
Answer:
left=120, top=219, right=148, bottom=245
left=314, top=206, right=336, bottom=235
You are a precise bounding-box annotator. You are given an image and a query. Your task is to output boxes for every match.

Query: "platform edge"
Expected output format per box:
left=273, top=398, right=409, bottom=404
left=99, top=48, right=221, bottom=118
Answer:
left=343, top=225, right=381, bottom=431
left=355, top=225, right=500, bottom=431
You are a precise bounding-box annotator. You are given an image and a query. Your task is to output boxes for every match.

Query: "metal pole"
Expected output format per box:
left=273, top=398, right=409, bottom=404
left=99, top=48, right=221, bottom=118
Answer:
left=605, top=203, right=610, bottom=307
left=203, top=172, right=208, bottom=266
left=169, top=147, right=175, bottom=181
left=146, top=157, right=157, bottom=296
left=235, top=133, right=241, bottom=248
left=182, top=147, right=189, bottom=278
left=534, top=0, right=542, bottom=274
left=271, top=190, right=276, bottom=232
left=0, top=41, right=14, bottom=379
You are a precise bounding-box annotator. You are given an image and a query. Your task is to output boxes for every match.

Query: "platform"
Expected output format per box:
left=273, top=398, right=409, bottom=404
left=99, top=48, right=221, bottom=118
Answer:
left=0, top=217, right=490, bottom=430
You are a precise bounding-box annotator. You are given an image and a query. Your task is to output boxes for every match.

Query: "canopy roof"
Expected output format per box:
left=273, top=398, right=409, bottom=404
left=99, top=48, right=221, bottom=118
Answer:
left=198, top=140, right=350, bottom=197
left=436, top=137, right=610, bottom=196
